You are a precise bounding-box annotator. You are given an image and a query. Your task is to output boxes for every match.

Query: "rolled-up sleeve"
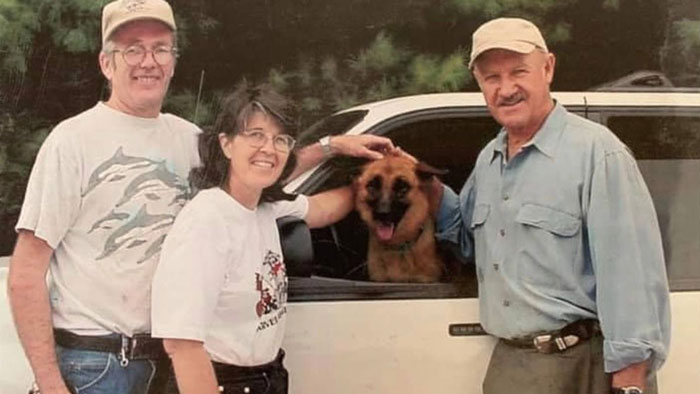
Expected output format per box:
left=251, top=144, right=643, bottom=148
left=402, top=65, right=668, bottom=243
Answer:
left=436, top=174, right=476, bottom=262
left=586, top=149, right=671, bottom=373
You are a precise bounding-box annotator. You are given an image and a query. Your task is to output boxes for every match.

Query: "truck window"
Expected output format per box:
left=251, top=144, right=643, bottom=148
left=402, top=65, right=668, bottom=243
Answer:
left=289, top=113, right=498, bottom=301
left=608, top=115, right=700, bottom=291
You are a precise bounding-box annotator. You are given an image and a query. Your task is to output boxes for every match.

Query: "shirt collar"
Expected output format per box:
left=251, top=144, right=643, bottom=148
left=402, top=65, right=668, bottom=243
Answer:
left=489, top=101, right=567, bottom=163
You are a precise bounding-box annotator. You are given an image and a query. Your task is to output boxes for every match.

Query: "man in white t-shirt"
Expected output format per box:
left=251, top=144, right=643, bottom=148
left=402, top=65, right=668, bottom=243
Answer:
left=7, top=1, right=394, bottom=393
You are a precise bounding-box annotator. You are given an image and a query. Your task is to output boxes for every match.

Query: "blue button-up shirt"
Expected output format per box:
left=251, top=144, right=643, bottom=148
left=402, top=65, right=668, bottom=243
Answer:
left=436, top=103, right=670, bottom=373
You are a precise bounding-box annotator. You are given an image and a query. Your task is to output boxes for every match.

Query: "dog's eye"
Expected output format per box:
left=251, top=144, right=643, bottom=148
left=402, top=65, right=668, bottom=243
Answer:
left=367, top=176, right=382, bottom=192
left=392, top=178, right=410, bottom=197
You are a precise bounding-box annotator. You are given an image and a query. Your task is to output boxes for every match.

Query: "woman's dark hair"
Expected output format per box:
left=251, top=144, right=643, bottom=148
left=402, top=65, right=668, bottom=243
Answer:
left=189, top=81, right=298, bottom=203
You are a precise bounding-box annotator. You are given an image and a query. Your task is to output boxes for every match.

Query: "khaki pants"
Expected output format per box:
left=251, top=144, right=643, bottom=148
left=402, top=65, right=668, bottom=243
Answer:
left=482, top=335, right=658, bottom=394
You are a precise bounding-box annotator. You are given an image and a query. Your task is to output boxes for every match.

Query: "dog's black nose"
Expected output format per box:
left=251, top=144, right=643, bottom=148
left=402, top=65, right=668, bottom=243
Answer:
left=375, top=199, right=392, bottom=214
left=371, top=198, right=409, bottom=226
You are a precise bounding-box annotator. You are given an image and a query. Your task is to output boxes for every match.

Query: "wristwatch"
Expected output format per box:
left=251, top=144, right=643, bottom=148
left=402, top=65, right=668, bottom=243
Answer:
left=319, top=136, right=333, bottom=157
left=611, top=386, right=643, bottom=394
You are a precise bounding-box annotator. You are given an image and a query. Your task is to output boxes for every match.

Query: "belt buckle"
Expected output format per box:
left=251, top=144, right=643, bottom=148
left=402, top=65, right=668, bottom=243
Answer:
left=533, top=333, right=580, bottom=353
left=532, top=334, right=552, bottom=353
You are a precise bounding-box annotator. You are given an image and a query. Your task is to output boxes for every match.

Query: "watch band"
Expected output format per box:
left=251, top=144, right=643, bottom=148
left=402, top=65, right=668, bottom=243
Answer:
left=319, top=136, right=333, bottom=157
left=611, top=386, right=643, bottom=394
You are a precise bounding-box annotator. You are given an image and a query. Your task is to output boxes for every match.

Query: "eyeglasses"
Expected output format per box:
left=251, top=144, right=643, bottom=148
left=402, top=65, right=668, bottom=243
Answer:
left=112, top=45, right=179, bottom=66
left=239, top=130, right=296, bottom=153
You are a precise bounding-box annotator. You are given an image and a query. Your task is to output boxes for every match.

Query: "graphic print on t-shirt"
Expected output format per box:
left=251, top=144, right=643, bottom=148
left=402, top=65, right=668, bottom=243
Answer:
left=84, top=147, right=190, bottom=265
left=255, top=250, right=288, bottom=321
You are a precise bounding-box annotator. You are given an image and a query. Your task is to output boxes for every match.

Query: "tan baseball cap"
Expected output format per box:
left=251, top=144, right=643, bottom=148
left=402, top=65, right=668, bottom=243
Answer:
left=468, top=18, right=548, bottom=69
left=102, top=0, right=176, bottom=45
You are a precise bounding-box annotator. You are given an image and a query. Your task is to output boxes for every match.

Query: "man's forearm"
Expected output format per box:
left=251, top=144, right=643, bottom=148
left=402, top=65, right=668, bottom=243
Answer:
left=9, top=233, right=70, bottom=394
left=9, top=273, right=68, bottom=393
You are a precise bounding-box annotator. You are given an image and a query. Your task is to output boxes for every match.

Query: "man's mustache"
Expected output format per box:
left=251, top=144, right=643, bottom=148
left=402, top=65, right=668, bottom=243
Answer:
left=498, top=93, right=525, bottom=106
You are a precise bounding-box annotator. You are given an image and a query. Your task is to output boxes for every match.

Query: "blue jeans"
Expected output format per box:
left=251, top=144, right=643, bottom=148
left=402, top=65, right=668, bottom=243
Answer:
left=57, top=345, right=158, bottom=394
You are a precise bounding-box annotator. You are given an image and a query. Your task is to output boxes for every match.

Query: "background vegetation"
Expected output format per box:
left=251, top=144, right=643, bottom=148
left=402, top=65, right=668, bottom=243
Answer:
left=1, top=0, right=699, bottom=254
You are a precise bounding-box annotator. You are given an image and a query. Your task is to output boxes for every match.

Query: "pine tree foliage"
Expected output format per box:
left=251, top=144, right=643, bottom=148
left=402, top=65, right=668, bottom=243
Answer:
left=451, top=0, right=573, bottom=19
left=0, top=0, right=39, bottom=74
left=265, top=32, right=471, bottom=130
left=450, top=0, right=576, bottom=46
left=661, top=18, right=700, bottom=85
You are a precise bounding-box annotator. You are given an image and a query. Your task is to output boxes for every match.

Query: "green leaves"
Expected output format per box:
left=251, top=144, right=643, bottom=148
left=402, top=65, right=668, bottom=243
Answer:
left=675, top=19, right=700, bottom=54
left=164, top=89, right=215, bottom=126
left=449, top=0, right=576, bottom=47
left=0, top=111, right=50, bottom=250
left=350, top=32, right=409, bottom=75
left=60, top=27, right=94, bottom=52
left=406, top=51, right=470, bottom=94
left=660, top=16, right=700, bottom=85
left=0, top=0, right=39, bottom=74
left=261, top=31, right=471, bottom=130
left=451, top=0, right=575, bottom=19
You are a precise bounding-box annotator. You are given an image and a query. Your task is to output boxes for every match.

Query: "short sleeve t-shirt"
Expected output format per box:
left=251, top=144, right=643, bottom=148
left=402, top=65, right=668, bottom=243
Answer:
left=16, top=102, right=201, bottom=336
left=151, top=187, right=309, bottom=366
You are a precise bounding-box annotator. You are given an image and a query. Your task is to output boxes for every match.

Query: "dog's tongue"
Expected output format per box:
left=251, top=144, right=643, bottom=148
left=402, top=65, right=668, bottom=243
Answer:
left=376, top=223, right=395, bottom=241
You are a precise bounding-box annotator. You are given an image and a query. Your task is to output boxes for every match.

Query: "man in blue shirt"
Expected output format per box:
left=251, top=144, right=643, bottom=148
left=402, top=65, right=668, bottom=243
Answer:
left=434, top=18, right=670, bottom=394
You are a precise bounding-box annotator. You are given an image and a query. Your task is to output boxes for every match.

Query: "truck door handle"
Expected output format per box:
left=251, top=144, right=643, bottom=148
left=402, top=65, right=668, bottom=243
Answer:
left=449, top=323, right=486, bottom=336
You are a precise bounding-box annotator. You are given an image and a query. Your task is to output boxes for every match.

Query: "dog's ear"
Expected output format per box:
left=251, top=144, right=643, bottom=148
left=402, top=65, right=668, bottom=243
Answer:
left=415, top=161, right=448, bottom=181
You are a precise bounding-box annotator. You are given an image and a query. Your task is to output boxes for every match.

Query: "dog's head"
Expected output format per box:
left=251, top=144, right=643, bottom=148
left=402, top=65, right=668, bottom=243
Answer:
left=355, top=153, right=445, bottom=245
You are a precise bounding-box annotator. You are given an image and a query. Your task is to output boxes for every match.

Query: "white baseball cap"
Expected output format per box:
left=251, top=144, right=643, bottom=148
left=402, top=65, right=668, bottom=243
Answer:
left=468, top=17, right=548, bottom=69
left=102, top=0, right=176, bottom=45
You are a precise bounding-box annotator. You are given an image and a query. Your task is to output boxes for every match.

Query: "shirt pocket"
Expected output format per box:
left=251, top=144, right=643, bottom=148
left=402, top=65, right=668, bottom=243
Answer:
left=514, top=203, right=581, bottom=290
left=515, top=203, right=580, bottom=237
left=470, top=203, right=490, bottom=229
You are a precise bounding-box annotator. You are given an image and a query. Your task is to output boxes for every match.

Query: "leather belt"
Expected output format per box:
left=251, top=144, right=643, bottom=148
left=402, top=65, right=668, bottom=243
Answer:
left=502, top=319, right=601, bottom=354
left=212, top=349, right=286, bottom=375
left=54, top=328, right=167, bottom=365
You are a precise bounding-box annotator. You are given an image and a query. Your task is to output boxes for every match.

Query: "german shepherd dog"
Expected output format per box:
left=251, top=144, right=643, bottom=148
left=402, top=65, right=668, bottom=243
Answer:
left=355, top=153, right=447, bottom=283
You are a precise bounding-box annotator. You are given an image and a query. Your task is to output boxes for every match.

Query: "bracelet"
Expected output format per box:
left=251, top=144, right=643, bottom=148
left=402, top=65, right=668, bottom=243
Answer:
left=319, top=136, right=333, bottom=157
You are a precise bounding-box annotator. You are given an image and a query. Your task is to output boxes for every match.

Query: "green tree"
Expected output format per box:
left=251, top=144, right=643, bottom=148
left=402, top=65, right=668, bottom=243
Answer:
left=264, top=32, right=470, bottom=131
left=450, top=0, right=575, bottom=45
left=0, top=111, right=51, bottom=254
left=661, top=18, right=700, bottom=85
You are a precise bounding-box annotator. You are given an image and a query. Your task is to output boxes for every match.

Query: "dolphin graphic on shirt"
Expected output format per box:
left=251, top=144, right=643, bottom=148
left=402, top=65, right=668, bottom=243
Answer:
left=136, top=233, right=168, bottom=264
left=96, top=205, right=175, bottom=262
left=88, top=210, right=130, bottom=233
left=115, top=162, right=189, bottom=208
left=83, top=147, right=159, bottom=197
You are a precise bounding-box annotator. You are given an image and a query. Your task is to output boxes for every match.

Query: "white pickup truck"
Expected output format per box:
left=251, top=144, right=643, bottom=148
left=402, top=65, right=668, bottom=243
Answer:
left=3, top=88, right=700, bottom=393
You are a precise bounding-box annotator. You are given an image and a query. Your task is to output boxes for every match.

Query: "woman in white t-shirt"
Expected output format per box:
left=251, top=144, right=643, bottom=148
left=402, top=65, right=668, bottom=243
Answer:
left=151, top=84, right=355, bottom=394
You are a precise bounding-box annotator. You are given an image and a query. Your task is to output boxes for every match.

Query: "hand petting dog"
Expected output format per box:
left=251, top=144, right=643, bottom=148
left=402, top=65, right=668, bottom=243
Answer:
left=330, top=135, right=396, bottom=160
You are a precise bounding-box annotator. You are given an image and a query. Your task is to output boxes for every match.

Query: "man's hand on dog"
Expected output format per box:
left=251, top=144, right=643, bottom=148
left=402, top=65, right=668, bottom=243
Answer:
left=330, top=135, right=394, bottom=160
